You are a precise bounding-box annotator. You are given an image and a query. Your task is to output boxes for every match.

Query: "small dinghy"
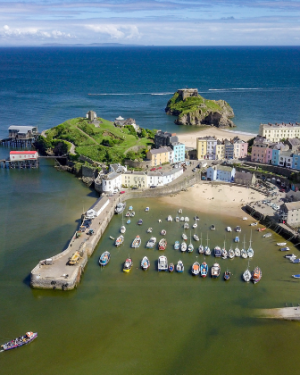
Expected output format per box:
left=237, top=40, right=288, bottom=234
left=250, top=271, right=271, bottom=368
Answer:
left=277, top=242, right=287, bottom=246
left=292, top=274, right=300, bottom=279
left=137, top=219, right=143, bottom=225
left=161, top=229, right=167, bottom=235
left=129, top=206, right=133, bottom=211
left=123, top=258, right=133, bottom=273
left=125, top=211, right=130, bottom=217
left=263, top=233, right=272, bottom=238
left=250, top=222, right=258, bottom=226
left=167, top=215, right=173, bottom=222
left=235, top=247, right=240, bottom=257
left=176, top=260, right=184, bottom=273
left=252, top=266, right=262, bottom=283
left=182, top=233, right=188, bottom=240
left=146, top=237, right=156, bottom=248
left=147, top=227, right=152, bottom=233
left=198, top=244, right=204, bottom=254
left=175, top=216, right=180, bottom=222
left=214, top=246, right=222, bottom=258
left=243, top=217, right=248, bottom=221
left=169, top=263, right=175, bottom=272
left=145, top=207, right=150, bottom=212
left=174, top=241, right=180, bottom=250
left=224, top=270, right=231, bottom=281
left=120, top=225, right=126, bottom=234
left=158, top=238, right=167, bottom=251
left=130, top=211, right=136, bottom=217
left=184, top=223, right=189, bottom=229
left=132, top=235, right=141, bottom=248
left=141, top=256, right=150, bottom=270
left=226, top=227, right=232, bottom=232
left=193, top=234, right=199, bottom=241
left=241, top=249, right=248, bottom=259
left=185, top=217, right=189, bottom=222
left=234, top=236, right=239, bottom=243
left=211, top=263, right=221, bottom=278
left=127, top=219, right=131, bottom=224
left=180, top=217, right=185, bottom=222
left=158, top=219, right=162, bottom=223
left=200, top=262, right=208, bottom=277
left=221, top=249, right=228, bottom=259
left=195, top=216, right=200, bottom=221
left=258, top=227, right=266, bottom=232
left=280, top=247, right=290, bottom=251
left=99, top=251, right=110, bottom=266
left=158, top=255, right=168, bottom=271
left=181, top=242, right=187, bottom=252
left=210, top=224, right=216, bottom=230
left=291, top=258, right=300, bottom=264
left=115, top=235, right=124, bottom=247
left=228, top=249, right=235, bottom=259
left=235, top=226, right=241, bottom=232
left=192, top=262, right=201, bottom=276
left=193, top=223, right=197, bottom=229
left=1, top=332, right=38, bottom=351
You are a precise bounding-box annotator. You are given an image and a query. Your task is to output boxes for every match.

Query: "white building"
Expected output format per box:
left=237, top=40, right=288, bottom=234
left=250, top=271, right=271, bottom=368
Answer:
left=206, top=165, right=236, bottom=183
left=86, top=196, right=110, bottom=218
left=10, top=151, right=38, bottom=161
left=283, top=201, right=300, bottom=227
left=259, top=123, right=300, bottom=142
left=101, top=172, right=123, bottom=193
left=278, top=151, right=293, bottom=168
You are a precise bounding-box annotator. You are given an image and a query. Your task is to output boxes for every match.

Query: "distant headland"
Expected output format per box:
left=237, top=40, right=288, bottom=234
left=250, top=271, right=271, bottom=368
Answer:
left=165, top=88, right=235, bottom=128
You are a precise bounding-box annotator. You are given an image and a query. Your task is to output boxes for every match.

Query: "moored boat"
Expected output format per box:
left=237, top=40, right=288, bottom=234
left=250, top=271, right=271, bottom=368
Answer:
left=187, top=244, right=194, bottom=252
left=192, top=262, right=200, bottom=275
left=292, top=274, right=300, bottom=279
left=221, top=249, right=228, bottom=259
left=147, top=227, right=152, bottom=233
left=141, top=256, right=150, bottom=270
left=123, top=258, right=133, bottom=273
left=200, top=262, right=208, bottom=277
left=241, top=249, right=248, bottom=259
left=180, top=216, right=185, bottom=222
left=158, top=255, right=168, bottom=271
left=1, top=332, right=37, bottom=351
left=210, top=224, right=216, bottom=230
left=127, top=219, right=131, bottom=224
left=137, top=218, right=143, bottom=225
left=243, top=269, right=251, bottom=282
left=167, top=215, right=173, bottom=222
left=263, top=233, right=272, bottom=238
left=169, top=263, right=175, bottom=272
left=130, top=211, right=136, bottom=217
left=181, top=242, right=187, bottom=252
left=175, top=216, right=180, bottom=222
left=226, top=226, right=232, bottom=232
left=247, top=248, right=254, bottom=258
left=158, top=238, right=167, bottom=250
left=211, top=263, right=221, bottom=278
left=176, top=260, right=184, bottom=273
left=193, top=234, right=199, bottom=241
left=193, top=223, right=197, bottom=229
left=184, top=223, right=189, bottom=229
left=182, top=233, right=188, bottom=240
left=178, top=209, right=182, bottom=214
left=115, top=202, right=126, bottom=214
left=235, top=226, right=241, bottom=232
left=224, top=270, right=231, bottom=281
left=250, top=222, right=258, bottom=226
left=214, top=246, right=222, bottom=257
left=145, top=207, right=150, bottom=212
left=234, top=236, right=239, bottom=243
left=174, top=241, right=180, bottom=250
left=252, top=266, right=262, bottom=283
left=185, top=217, right=189, bottom=222
left=129, top=205, right=133, bottom=211
left=132, top=235, right=141, bottom=248
left=195, top=216, right=200, bottom=221
left=277, top=242, right=287, bottom=246
left=228, top=249, right=235, bottom=259
left=120, top=225, right=126, bottom=234
left=125, top=211, right=130, bottom=217
left=280, top=247, right=290, bottom=251
left=146, top=237, right=157, bottom=248
left=258, top=227, right=266, bottom=232
left=235, top=247, right=240, bottom=257
left=115, top=235, right=124, bottom=247
left=161, top=229, right=166, bottom=235
left=198, top=245, right=204, bottom=254
left=99, top=251, right=111, bottom=266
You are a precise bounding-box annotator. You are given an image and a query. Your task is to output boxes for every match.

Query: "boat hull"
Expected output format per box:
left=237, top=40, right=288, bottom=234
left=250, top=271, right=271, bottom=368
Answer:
left=1, top=333, right=38, bottom=351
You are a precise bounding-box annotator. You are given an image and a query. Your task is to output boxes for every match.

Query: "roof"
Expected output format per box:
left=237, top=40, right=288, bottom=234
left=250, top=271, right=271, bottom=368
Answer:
left=209, top=165, right=234, bottom=172
left=88, top=196, right=110, bottom=212
left=284, top=201, right=300, bottom=211
left=261, top=123, right=300, bottom=129
left=10, top=151, right=37, bottom=155
left=116, top=116, right=124, bottom=120
left=103, top=172, right=120, bottom=180
left=280, top=151, right=293, bottom=157
left=9, top=125, right=36, bottom=132
left=149, top=147, right=172, bottom=155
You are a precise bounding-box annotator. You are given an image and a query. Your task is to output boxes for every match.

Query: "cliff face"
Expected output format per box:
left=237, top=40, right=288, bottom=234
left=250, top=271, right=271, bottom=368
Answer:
left=165, top=89, right=235, bottom=128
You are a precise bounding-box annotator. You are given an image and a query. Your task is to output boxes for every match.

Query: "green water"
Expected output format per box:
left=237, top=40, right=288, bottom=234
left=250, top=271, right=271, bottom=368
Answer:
left=1, top=160, right=300, bottom=374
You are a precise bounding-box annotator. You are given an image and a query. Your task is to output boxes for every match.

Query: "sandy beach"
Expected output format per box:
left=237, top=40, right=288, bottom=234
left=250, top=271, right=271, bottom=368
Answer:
left=158, top=183, right=264, bottom=218
left=178, top=127, right=255, bottom=148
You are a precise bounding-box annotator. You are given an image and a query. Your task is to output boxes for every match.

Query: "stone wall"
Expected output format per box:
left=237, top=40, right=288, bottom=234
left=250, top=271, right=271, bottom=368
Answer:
left=82, top=165, right=98, bottom=179
left=124, top=159, right=150, bottom=169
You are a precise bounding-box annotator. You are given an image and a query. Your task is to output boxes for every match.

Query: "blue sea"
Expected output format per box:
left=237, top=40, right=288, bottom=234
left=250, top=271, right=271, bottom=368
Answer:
left=0, top=46, right=300, bottom=139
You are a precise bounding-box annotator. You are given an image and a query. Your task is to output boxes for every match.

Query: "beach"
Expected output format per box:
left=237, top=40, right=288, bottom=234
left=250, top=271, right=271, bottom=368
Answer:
left=178, top=126, right=255, bottom=148
left=158, top=183, right=264, bottom=218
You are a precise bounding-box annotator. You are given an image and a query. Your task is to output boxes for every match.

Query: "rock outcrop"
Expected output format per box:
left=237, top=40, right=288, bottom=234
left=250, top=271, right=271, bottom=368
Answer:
left=165, top=89, right=235, bottom=128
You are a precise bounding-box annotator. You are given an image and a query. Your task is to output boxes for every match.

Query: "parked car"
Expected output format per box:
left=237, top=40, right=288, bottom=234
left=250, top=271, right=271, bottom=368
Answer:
left=112, top=189, right=119, bottom=194
left=150, top=185, right=157, bottom=188
left=120, top=191, right=125, bottom=194
left=150, top=168, right=156, bottom=171
left=279, top=188, right=285, bottom=192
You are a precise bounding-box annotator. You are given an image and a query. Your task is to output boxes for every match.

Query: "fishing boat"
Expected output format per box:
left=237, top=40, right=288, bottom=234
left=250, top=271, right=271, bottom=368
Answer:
left=130, top=211, right=136, bottom=217
left=280, top=247, right=290, bottom=251
left=181, top=242, right=187, bottom=252
left=137, top=219, right=143, bottom=225
left=115, top=202, right=126, bottom=214
left=195, top=216, right=200, bottom=221
left=132, top=235, right=141, bottom=248
left=184, top=223, right=189, bottom=229
left=120, top=225, right=126, bottom=234
left=193, top=234, right=199, bottom=241
left=125, top=211, right=130, bottom=217
left=158, top=238, right=167, bottom=250
left=127, top=219, right=131, bottom=224
left=226, top=226, right=232, bottom=232
left=175, top=216, right=180, bottom=222
left=228, top=248, right=235, bottom=259
left=187, top=231, right=194, bottom=252
left=193, top=223, right=197, bottom=229
left=158, top=255, right=168, bottom=271
left=192, top=262, right=201, bottom=275
left=167, top=215, right=173, bottom=222
left=252, top=266, right=262, bottom=284
left=161, top=229, right=167, bottom=235
left=234, top=236, right=239, bottom=243
left=123, top=258, right=133, bottom=273
left=235, top=226, right=241, bottom=232
left=1, top=332, right=38, bottom=351
left=200, top=262, right=208, bottom=277
left=169, top=263, right=175, bottom=272
left=115, top=235, right=124, bottom=247
left=277, top=242, right=287, bottom=246
left=180, top=216, right=185, bottom=222
left=185, top=217, right=189, bottom=222
left=129, top=206, right=133, bottom=211
left=211, top=263, right=221, bottom=278
left=147, top=227, right=152, bottom=233
left=224, top=270, right=231, bottom=281
left=292, top=274, right=300, bottom=279
left=146, top=237, right=157, bottom=248
left=263, top=233, right=272, bottom=238
left=235, top=247, right=240, bottom=257
left=176, top=260, right=184, bottom=273
left=258, top=227, right=266, bottom=232
left=214, top=246, right=222, bottom=258
left=174, top=241, right=180, bottom=250
left=247, top=231, right=254, bottom=258
left=210, top=224, right=216, bottom=230
left=178, top=209, right=183, bottom=214
left=250, top=222, right=258, bottom=226
left=204, top=233, right=211, bottom=255
left=99, top=251, right=111, bottom=266
left=145, top=207, right=150, bottom=212
left=182, top=233, right=188, bottom=240
left=141, top=256, right=150, bottom=270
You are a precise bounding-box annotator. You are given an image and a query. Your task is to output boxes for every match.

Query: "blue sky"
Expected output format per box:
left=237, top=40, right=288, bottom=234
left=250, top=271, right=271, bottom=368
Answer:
left=1, top=0, right=300, bottom=45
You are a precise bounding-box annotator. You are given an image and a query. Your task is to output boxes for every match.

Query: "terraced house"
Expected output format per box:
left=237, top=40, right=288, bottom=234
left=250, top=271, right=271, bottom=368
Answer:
left=259, top=123, right=300, bottom=142
left=147, top=147, right=173, bottom=166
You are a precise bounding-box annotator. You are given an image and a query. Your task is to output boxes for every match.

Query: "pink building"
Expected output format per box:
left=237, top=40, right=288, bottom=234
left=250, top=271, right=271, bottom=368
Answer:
left=234, top=140, right=248, bottom=158
left=251, top=136, right=270, bottom=163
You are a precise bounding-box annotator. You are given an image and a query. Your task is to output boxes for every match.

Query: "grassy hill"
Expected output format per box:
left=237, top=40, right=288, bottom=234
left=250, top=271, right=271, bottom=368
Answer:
left=36, top=117, right=155, bottom=165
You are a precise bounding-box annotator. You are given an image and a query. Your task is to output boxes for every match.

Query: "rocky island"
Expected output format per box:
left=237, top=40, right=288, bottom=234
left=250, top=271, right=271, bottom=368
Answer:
left=165, top=89, right=235, bottom=128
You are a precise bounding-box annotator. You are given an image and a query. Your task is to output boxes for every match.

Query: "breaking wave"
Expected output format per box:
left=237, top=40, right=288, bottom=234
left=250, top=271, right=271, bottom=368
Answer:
left=88, top=92, right=173, bottom=96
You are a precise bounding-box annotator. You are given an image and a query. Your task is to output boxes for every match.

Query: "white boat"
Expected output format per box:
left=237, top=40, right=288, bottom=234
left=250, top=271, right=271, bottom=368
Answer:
left=211, top=263, right=221, bottom=278
left=280, top=247, right=290, bottom=251
left=184, top=217, right=189, bottom=222
left=247, top=230, right=254, bottom=258
left=228, top=248, right=235, bottom=259
left=241, top=236, right=247, bottom=258
left=191, top=262, right=200, bottom=276
left=235, top=226, right=241, bottom=232
left=195, top=216, right=200, bottom=221
left=184, top=223, right=189, bottom=229
left=222, top=249, right=228, bottom=259
left=250, top=222, right=258, bottom=226
left=161, top=229, right=166, bottom=235
left=198, top=245, right=204, bottom=254
left=147, top=227, right=152, bottom=233
left=146, top=237, right=157, bottom=248
left=182, top=233, right=188, bottom=240
left=277, top=242, right=287, bottom=246
left=131, top=235, right=141, bottom=248
left=263, top=233, right=272, bottom=238
left=243, top=262, right=251, bottom=282
left=180, top=217, right=185, bottom=222
left=235, top=247, right=241, bottom=257
left=176, top=260, right=184, bottom=273
left=145, top=207, right=150, bottom=212
left=115, top=202, right=126, bottom=214
left=167, top=215, right=173, bottom=222
left=158, top=219, right=162, bottom=223
left=178, top=209, right=182, bottom=214
left=120, top=225, right=126, bottom=234
left=285, top=253, right=297, bottom=260
left=141, top=256, right=150, bottom=270
left=175, top=217, right=180, bottom=222
left=210, top=224, right=216, bottom=230
left=204, top=233, right=211, bottom=255
left=226, top=227, right=232, bottom=232
left=193, top=234, right=199, bottom=241
left=115, top=235, right=124, bottom=247
left=193, top=223, right=197, bottom=229
left=181, top=242, right=187, bottom=252
left=243, top=217, right=248, bottom=221
left=158, top=255, right=168, bottom=271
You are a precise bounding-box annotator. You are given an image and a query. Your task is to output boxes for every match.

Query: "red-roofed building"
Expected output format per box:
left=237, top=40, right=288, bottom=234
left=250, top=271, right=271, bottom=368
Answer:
left=10, top=151, right=38, bottom=162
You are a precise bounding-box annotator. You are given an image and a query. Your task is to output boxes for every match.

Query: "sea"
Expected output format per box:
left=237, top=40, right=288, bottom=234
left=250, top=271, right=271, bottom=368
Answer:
left=1, top=47, right=300, bottom=374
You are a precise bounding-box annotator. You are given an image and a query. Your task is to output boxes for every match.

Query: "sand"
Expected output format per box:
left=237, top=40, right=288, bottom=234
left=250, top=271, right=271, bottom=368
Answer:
left=158, top=183, right=264, bottom=218
left=178, top=127, right=256, bottom=148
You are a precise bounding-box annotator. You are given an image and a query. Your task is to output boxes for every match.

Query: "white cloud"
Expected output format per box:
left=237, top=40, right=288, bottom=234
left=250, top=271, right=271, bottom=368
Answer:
left=85, top=24, right=141, bottom=39
left=0, top=25, right=74, bottom=39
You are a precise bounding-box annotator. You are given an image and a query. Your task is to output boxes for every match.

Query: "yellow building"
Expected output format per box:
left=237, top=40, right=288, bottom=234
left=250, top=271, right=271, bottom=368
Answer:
left=147, top=147, right=172, bottom=167
left=122, top=173, right=147, bottom=188
left=196, top=138, right=207, bottom=160
left=215, top=142, right=225, bottom=160
left=259, top=123, right=300, bottom=142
